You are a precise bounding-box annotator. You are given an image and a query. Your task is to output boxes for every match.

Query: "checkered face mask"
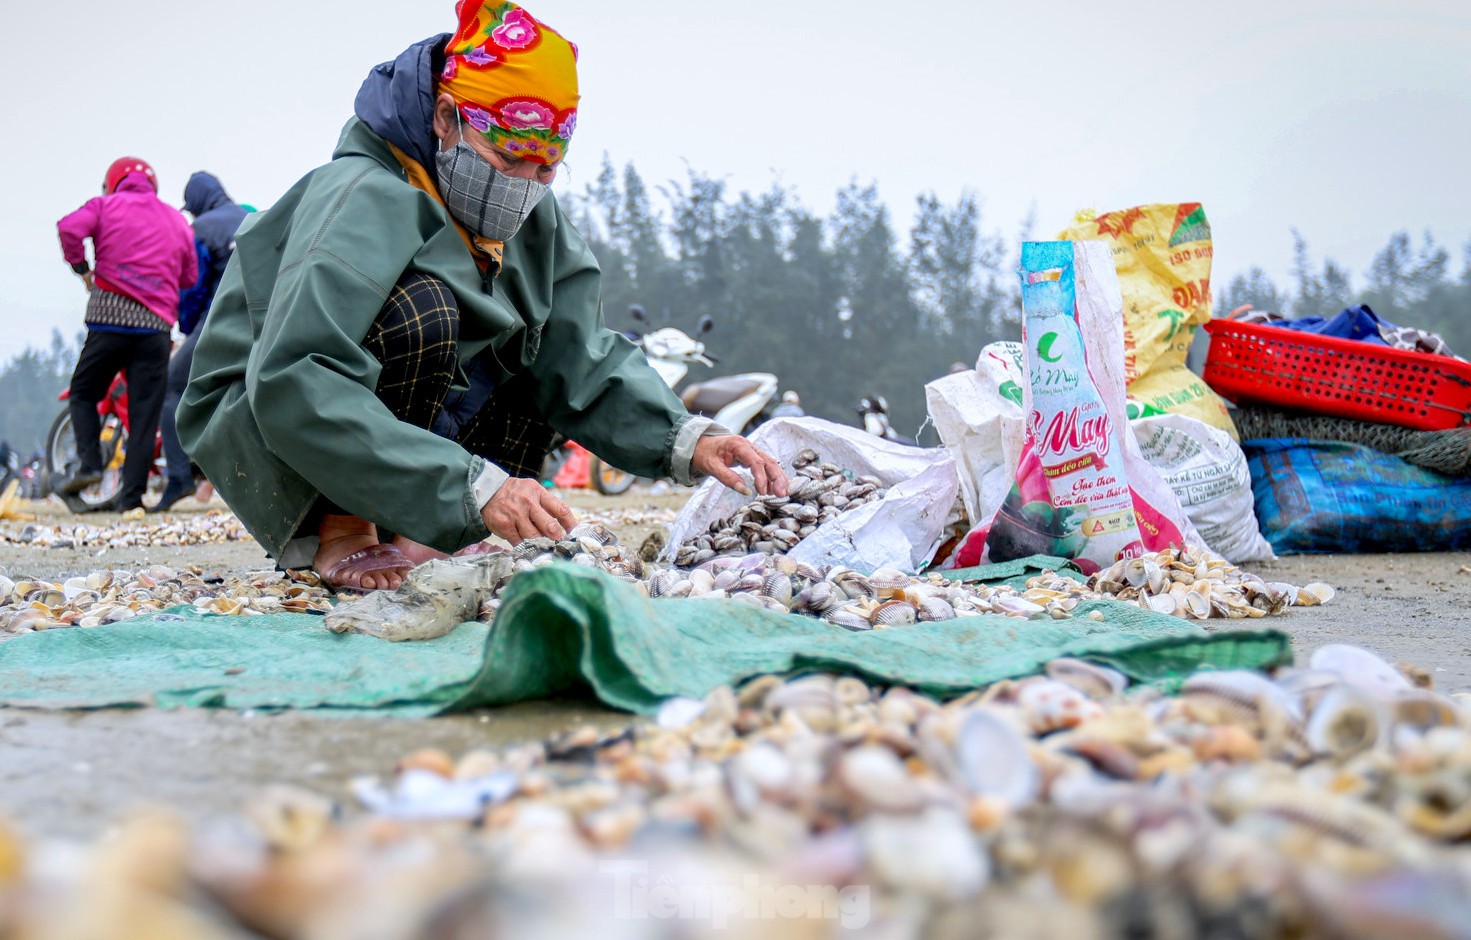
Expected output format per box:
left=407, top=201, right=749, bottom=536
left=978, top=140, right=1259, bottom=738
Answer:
left=434, top=122, right=548, bottom=242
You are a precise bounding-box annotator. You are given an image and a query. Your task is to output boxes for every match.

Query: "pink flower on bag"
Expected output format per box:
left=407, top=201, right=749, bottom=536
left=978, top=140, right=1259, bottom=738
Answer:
left=498, top=99, right=555, bottom=130
left=489, top=8, right=539, bottom=50
left=461, top=105, right=495, bottom=133
left=556, top=110, right=577, bottom=140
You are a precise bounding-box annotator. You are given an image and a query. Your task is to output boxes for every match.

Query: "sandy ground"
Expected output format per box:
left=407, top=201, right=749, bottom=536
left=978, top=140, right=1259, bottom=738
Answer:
left=1, top=491, right=1468, bottom=839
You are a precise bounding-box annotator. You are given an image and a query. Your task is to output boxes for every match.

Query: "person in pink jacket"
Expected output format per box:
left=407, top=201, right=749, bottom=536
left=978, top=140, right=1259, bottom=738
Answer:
left=54, top=157, right=198, bottom=512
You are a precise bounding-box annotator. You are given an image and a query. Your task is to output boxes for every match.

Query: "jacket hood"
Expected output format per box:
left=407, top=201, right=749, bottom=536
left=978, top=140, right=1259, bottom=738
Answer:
left=184, top=172, right=231, bottom=216
left=354, top=35, right=449, bottom=170
left=114, top=173, right=156, bottom=195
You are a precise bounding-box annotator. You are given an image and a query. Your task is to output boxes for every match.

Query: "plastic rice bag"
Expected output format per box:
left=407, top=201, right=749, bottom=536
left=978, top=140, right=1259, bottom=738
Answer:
left=1057, top=203, right=1236, bottom=438
left=947, top=241, right=1194, bottom=573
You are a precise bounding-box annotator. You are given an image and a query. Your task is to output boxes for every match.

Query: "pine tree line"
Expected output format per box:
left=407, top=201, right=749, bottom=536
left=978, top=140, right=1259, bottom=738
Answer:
left=563, top=158, right=1026, bottom=439
left=0, top=330, right=84, bottom=458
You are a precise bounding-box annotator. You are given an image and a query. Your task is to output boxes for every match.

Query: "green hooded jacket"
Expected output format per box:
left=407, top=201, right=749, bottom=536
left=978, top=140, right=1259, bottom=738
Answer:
left=177, top=119, right=695, bottom=561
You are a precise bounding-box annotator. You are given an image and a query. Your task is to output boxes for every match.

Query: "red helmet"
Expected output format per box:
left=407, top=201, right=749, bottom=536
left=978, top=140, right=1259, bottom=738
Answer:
left=103, top=157, right=157, bottom=195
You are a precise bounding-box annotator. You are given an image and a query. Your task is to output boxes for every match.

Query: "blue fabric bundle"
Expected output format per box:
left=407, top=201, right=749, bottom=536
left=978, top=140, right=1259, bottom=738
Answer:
left=1244, top=438, right=1471, bottom=553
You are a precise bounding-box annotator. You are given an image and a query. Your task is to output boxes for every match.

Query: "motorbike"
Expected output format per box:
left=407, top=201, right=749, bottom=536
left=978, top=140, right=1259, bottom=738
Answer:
left=18, top=454, right=48, bottom=500
left=46, top=375, right=165, bottom=513
left=0, top=448, right=17, bottom=498
left=855, top=394, right=917, bottom=446
left=586, top=309, right=780, bottom=495
left=0, top=447, right=49, bottom=501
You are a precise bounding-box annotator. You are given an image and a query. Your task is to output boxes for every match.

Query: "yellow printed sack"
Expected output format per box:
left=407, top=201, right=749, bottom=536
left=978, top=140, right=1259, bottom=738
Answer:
left=1058, top=203, right=1237, bottom=439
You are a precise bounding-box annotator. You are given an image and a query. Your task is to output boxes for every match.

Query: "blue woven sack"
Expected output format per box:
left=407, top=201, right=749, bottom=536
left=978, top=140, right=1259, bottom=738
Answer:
left=1244, top=438, right=1471, bottom=553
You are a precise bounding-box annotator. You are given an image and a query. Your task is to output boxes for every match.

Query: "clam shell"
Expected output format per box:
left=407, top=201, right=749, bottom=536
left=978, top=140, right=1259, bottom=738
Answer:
left=990, top=594, right=1045, bottom=617
left=1391, top=688, right=1464, bottom=731
left=727, top=742, right=794, bottom=810
left=868, top=567, right=910, bottom=591
left=838, top=745, right=923, bottom=813
left=766, top=676, right=838, bottom=732
left=796, top=581, right=841, bottom=615
left=1297, top=582, right=1336, bottom=606
left=1145, top=594, right=1178, bottom=616
left=955, top=709, right=1039, bottom=807
left=656, top=696, right=706, bottom=730
left=1304, top=684, right=1382, bottom=758
left=871, top=600, right=917, bottom=627
left=825, top=608, right=872, bottom=632
left=1046, top=658, right=1128, bottom=699
left=1182, top=589, right=1213, bottom=619
left=761, top=572, right=793, bottom=607
left=917, top=597, right=956, bottom=622
left=1123, top=558, right=1150, bottom=588
left=1017, top=678, right=1103, bottom=734
left=830, top=571, right=874, bottom=600
left=861, top=807, right=989, bottom=902
left=1310, top=644, right=1410, bottom=700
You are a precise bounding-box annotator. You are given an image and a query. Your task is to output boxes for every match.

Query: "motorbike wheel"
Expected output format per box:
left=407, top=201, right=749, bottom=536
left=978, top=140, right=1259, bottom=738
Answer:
left=588, top=456, right=635, bottom=496
left=46, top=408, right=126, bottom=512
left=539, top=436, right=570, bottom=486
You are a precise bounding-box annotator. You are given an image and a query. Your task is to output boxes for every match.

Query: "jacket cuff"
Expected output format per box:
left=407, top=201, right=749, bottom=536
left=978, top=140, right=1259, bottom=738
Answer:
left=670, top=416, right=735, bottom=486
left=469, top=456, right=509, bottom=516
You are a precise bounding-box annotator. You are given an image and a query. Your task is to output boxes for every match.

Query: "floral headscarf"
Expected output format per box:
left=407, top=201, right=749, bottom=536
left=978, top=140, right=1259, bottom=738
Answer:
left=440, top=1, right=580, bottom=166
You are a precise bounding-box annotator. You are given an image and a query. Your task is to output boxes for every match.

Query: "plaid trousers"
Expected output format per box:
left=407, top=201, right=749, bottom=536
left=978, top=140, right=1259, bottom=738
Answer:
left=364, top=272, right=556, bottom=478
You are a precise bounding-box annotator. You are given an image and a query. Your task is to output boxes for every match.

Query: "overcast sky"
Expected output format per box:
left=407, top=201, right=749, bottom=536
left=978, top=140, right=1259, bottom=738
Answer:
left=2, top=0, right=1468, bottom=361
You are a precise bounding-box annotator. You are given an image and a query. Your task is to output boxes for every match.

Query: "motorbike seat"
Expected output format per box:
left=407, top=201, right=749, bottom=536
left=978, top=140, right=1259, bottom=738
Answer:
left=681, top=377, right=765, bottom=417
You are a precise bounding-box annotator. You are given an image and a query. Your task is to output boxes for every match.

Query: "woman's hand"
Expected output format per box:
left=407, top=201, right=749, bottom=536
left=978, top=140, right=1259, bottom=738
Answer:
left=692, top=435, right=789, bottom=497
left=481, top=478, right=578, bottom=544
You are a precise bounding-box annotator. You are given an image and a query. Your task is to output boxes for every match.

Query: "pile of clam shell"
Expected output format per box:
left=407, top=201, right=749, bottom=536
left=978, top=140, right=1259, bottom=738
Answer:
left=480, top=522, right=646, bottom=619
left=1090, top=546, right=1336, bottom=620
left=513, top=537, right=1328, bottom=629
left=654, top=550, right=1336, bottom=630
left=1, top=509, right=251, bottom=550
left=0, top=564, right=331, bottom=636
left=337, top=524, right=1331, bottom=642
left=647, top=555, right=1092, bottom=628
left=670, top=448, right=886, bottom=566
left=17, top=644, right=1460, bottom=938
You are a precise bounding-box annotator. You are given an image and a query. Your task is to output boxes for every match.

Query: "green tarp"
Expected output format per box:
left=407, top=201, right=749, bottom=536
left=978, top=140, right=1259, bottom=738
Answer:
left=0, top=557, right=1292, bottom=715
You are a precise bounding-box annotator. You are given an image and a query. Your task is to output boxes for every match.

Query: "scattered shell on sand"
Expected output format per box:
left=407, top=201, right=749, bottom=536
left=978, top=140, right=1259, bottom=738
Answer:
left=0, top=564, right=332, bottom=636
left=0, top=509, right=250, bottom=550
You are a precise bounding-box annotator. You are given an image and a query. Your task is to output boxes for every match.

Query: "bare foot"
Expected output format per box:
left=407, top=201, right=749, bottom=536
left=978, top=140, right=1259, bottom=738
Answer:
left=193, top=480, right=214, bottom=503
left=315, top=514, right=408, bottom=591
left=391, top=534, right=449, bottom=566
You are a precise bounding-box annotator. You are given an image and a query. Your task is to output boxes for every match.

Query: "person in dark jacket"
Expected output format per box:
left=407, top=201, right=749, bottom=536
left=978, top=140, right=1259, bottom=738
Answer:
left=151, top=172, right=249, bottom=513
left=178, top=1, right=786, bottom=591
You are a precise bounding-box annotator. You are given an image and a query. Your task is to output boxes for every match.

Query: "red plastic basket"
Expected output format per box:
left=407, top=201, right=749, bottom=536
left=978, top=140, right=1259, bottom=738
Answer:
left=1202, top=319, right=1471, bottom=430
